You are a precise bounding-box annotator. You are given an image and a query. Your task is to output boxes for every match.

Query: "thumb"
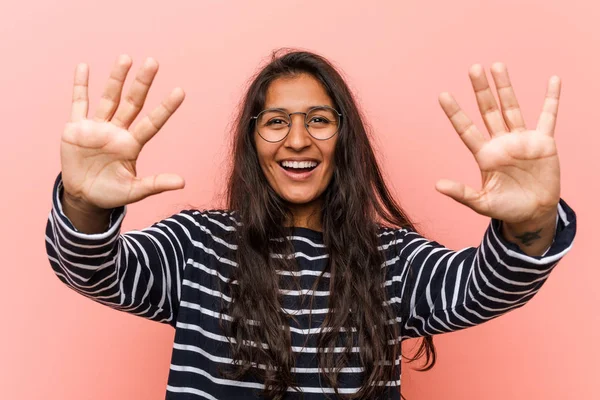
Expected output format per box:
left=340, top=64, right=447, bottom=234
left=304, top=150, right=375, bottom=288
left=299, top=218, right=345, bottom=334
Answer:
left=435, top=179, right=485, bottom=214
left=130, top=173, right=185, bottom=202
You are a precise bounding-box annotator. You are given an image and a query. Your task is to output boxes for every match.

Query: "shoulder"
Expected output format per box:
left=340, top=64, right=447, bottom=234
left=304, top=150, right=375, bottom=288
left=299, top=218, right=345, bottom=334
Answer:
left=161, top=208, right=240, bottom=243
left=173, top=209, right=240, bottom=261
left=194, top=209, right=240, bottom=229
left=376, top=224, right=413, bottom=241
left=376, top=225, right=402, bottom=250
left=185, top=209, right=240, bottom=234
left=375, top=224, right=426, bottom=255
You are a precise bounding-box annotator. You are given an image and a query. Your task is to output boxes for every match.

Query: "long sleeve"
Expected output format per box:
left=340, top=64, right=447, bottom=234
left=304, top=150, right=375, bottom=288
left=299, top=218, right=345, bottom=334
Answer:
left=45, top=173, right=206, bottom=326
left=391, top=198, right=577, bottom=339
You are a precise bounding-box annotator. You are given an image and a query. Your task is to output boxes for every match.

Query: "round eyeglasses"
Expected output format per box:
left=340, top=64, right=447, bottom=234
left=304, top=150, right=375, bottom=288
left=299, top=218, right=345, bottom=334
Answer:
left=251, top=106, right=342, bottom=143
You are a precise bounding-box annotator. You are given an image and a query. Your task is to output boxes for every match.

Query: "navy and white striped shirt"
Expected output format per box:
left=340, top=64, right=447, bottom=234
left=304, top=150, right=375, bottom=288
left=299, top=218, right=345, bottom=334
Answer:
left=45, top=174, right=577, bottom=399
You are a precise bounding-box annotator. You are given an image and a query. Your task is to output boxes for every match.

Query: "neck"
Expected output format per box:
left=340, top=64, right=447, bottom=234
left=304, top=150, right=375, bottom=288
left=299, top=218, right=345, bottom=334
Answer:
left=285, top=199, right=323, bottom=231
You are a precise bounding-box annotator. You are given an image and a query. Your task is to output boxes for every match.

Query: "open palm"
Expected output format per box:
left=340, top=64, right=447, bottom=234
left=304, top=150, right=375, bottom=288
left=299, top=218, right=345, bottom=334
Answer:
left=61, top=55, right=186, bottom=210
left=436, top=63, right=561, bottom=224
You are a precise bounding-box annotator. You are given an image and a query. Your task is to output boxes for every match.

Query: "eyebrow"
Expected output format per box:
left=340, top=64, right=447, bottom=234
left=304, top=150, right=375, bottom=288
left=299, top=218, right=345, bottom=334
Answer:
left=262, top=105, right=333, bottom=112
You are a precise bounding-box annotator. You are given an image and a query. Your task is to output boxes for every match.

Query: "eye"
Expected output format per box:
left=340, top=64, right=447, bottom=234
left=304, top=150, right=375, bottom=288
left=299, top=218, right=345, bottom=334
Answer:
left=308, top=116, right=331, bottom=124
left=265, top=118, right=288, bottom=126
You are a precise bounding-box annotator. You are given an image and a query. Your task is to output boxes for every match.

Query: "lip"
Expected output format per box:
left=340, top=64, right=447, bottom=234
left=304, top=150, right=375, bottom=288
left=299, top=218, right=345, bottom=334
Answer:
left=277, top=162, right=319, bottom=181
left=277, top=157, right=321, bottom=163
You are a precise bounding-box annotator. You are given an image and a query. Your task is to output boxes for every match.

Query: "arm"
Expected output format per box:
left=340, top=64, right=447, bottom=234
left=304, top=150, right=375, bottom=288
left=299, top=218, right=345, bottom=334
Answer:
left=396, top=63, right=576, bottom=338
left=45, top=174, right=204, bottom=325
left=60, top=189, right=112, bottom=234
left=501, top=210, right=558, bottom=256
left=391, top=198, right=576, bottom=339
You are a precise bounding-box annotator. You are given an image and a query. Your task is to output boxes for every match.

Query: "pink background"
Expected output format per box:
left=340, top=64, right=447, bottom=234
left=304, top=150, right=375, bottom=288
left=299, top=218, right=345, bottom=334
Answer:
left=0, top=0, right=596, bottom=399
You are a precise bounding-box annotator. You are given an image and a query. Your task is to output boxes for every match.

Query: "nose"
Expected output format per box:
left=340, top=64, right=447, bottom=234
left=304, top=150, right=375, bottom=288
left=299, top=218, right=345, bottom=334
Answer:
left=283, top=113, right=312, bottom=151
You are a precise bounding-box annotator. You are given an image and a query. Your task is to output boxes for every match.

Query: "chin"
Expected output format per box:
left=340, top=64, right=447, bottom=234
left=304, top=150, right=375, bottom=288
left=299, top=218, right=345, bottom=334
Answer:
left=279, top=190, right=320, bottom=206
left=282, top=196, right=317, bottom=205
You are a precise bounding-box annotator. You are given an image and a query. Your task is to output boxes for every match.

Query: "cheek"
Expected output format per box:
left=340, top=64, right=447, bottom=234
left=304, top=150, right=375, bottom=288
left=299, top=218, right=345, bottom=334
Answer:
left=320, top=143, right=337, bottom=179
left=254, top=135, right=279, bottom=180
left=254, top=134, right=271, bottom=167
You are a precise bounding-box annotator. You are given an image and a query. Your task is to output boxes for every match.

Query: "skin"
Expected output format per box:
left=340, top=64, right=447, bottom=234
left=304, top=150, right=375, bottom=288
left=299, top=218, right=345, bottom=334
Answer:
left=435, top=63, right=560, bottom=256
left=254, top=74, right=338, bottom=231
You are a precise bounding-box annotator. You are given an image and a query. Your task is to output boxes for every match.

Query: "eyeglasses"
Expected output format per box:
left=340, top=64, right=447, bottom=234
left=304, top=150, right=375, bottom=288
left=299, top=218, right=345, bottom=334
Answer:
left=251, top=106, right=342, bottom=143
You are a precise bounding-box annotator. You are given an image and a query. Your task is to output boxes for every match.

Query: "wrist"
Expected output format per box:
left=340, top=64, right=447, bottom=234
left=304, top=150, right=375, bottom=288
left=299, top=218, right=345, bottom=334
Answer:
left=500, top=208, right=558, bottom=254
left=503, top=208, right=558, bottom=235
left=61, top=190, right=111, bottom=216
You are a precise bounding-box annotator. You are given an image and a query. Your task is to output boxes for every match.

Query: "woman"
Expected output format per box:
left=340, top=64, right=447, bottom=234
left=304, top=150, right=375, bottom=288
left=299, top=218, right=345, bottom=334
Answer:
left=46, top=50, right=576, bottom=399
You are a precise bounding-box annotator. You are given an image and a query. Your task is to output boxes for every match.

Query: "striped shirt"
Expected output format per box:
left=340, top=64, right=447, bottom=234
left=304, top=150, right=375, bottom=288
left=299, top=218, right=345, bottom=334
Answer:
left=45, top=174, right=577, bottom=399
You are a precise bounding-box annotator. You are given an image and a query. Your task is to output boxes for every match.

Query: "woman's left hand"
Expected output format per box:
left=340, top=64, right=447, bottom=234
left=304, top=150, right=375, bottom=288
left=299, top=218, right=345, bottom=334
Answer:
left=436, top=63, right=561, bottom=225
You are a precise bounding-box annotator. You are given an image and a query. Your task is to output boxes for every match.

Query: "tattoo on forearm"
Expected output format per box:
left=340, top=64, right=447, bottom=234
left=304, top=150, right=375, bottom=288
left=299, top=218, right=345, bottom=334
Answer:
left=515, top=228, right=543, bottom=246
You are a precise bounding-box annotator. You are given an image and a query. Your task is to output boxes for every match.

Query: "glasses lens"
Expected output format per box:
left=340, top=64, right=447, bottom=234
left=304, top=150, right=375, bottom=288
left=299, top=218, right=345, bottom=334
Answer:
left=256, top=110, right=290, bottom=142
left=306, top=107, right=340, bottom=139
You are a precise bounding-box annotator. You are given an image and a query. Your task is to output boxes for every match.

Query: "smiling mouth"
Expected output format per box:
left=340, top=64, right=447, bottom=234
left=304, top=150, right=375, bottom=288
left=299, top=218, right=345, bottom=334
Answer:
left=278, top=160, right=319, bottom=172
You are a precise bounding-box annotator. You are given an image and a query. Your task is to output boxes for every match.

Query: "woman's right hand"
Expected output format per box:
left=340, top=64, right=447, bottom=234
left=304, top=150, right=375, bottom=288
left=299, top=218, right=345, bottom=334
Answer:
left=61, top=54, right=186, bottom=211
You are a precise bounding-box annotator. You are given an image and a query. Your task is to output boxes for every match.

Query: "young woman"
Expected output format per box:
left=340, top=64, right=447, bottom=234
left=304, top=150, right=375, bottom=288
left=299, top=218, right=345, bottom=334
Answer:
left=45, top=50, right=576, bottom=399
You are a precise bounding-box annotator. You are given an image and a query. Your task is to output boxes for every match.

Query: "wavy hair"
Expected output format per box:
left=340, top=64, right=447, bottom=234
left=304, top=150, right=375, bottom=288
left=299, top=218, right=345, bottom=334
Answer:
left=222, top=49, right=436, bottom=399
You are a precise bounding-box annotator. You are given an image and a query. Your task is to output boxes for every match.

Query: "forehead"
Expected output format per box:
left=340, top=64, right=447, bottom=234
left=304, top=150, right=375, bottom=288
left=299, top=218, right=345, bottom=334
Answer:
left=264, top=74, right=334, bottom=111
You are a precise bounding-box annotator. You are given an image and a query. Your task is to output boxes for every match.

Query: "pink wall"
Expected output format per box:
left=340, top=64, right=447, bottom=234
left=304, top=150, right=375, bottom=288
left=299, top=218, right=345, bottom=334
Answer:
left=0, top=0, right=595, bottom=398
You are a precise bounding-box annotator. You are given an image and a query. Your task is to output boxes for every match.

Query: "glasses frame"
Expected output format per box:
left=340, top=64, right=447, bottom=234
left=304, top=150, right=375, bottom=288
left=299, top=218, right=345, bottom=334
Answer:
left=251, top=105, right=343, bottom=143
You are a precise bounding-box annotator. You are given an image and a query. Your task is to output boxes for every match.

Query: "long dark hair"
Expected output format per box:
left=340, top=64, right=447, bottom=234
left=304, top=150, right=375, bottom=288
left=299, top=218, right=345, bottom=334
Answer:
left=223, top=49, right=436, bottom=399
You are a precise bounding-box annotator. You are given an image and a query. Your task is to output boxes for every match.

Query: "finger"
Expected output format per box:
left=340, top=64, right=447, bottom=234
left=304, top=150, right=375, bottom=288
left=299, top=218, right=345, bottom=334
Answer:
left=111, top=57, right=159, bottom=129
left=94, top=54, right=133, bottom=122
left=438, top=92, right=487, bottom=155
left=536, top=76, right=561, bottom=137
left=70, top=63, right=89, bottom=122
left=490, top=62, right=527, bottom=132
left=131, top=87, right=186, bottom=146
left=469, top=64, right=508, bottom=136
left=129, top=173, right=185, bottom=202
left=435, top=179, right=487, bottom=215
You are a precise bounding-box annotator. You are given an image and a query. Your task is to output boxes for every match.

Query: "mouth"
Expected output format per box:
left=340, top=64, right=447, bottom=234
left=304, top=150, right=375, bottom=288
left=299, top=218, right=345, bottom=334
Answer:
left=277, top=160, right=320, bottom=180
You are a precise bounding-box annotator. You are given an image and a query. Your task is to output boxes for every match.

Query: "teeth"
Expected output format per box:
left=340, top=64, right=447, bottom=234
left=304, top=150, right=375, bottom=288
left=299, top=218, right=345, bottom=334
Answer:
left=281, top=160, right=318, bottom=169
